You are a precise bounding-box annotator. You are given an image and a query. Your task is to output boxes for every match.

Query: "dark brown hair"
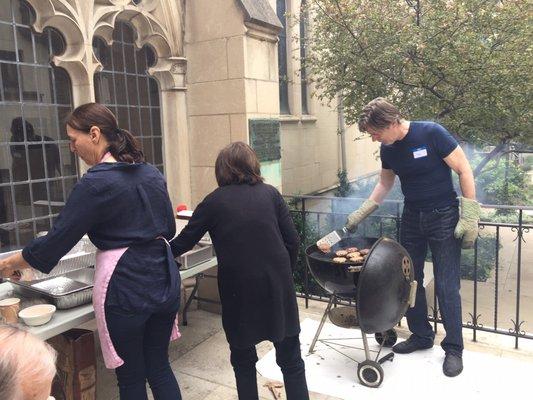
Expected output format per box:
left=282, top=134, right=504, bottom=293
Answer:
left=358, top=97, right=403, bottom=133
left=66, top=103, right=144, bottom=163
left=215, top=142, right=264, bottom=187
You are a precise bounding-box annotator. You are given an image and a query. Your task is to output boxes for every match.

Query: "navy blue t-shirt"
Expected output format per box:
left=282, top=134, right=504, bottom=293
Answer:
left=380, top=121, right=459, bottom=211
left=22, top=162, right=180, bottom=313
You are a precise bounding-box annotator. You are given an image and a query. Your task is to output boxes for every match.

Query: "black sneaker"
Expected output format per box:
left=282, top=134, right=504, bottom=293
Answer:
left=392, top=335, right=433, bottom=354
left=443, top=353, right=463, bottom=377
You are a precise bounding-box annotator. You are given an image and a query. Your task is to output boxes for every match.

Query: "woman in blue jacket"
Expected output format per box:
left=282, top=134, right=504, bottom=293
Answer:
left=0, top=103, right=182, bottom=400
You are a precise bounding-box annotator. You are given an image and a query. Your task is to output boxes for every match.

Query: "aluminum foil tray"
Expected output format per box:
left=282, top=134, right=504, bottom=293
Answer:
left=11, top=267, right=94, bottom=310
left=33, top=236, right=96, bottom=279
left=32, top=276, right=89, bottom=295
left=177, top=244, right=214, bottom=270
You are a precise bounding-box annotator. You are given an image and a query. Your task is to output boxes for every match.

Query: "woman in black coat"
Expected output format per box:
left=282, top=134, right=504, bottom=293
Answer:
left=170, top=142, right=309, bottom=400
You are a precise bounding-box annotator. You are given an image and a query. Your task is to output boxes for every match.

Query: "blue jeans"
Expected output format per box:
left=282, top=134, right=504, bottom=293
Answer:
left=230, top=335, right=309, bottom=400
left=105, top=301, right=182, bottom=400
left=400, top=205, right=463, bottom=355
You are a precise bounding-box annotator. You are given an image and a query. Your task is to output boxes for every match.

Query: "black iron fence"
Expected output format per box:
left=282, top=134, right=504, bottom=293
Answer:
left=285, top=195, right=533, bottom=349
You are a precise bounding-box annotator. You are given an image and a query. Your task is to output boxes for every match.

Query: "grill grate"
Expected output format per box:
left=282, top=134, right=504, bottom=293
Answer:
left=307, top=249, right=365, bottom=266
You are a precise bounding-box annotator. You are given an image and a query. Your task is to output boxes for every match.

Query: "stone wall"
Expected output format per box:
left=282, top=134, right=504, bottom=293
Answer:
left=185, top=0, right=283, bottom=205
left=276, top=0, right=380, bottom=195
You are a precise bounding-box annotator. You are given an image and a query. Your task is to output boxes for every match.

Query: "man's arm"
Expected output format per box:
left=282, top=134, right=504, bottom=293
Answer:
left=344, top=168, right=396, bottom=233
left=443, top=146, right=476, bottom=199
left=444, top=145, right=480, bottom=249
left=369, top=168, right=396, bottom=204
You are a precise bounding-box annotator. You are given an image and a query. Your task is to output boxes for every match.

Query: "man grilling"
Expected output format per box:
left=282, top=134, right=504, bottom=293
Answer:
left=346, top=97, right=480, bottom=377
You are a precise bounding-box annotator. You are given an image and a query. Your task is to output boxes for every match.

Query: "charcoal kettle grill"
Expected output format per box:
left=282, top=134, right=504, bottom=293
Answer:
left=305, top=236, right=417, bottom=388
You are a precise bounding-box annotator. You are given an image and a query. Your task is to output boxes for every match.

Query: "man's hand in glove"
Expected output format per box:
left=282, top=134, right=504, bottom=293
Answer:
left=345, top=199, right=379, bottom=232
left=454, top=197, right=481, bottom=249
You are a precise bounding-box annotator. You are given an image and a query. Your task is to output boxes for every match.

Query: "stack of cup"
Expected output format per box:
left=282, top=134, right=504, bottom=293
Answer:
left=0, top=297, right=21, bottom=324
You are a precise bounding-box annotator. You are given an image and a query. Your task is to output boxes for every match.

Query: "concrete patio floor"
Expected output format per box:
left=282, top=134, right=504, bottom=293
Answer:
left=91, top=300, right=341, bottom=400
left=87, top=296, right=533, bottom=400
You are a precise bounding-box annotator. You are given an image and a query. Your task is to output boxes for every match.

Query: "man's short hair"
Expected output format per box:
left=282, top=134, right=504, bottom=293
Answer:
left=0, top=325, right=57, bottom=400
left=358, top=97, right=402, bottom=133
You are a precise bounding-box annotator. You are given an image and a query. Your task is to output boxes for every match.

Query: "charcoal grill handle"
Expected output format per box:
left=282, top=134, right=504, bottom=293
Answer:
left=409, top=280, right=418, bottom=308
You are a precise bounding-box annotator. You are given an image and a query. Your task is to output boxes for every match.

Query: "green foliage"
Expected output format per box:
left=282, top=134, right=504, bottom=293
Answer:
left=481, top=210, right=533, bottom=224
left=286, top=197, right=324, bottom=295
left=423, top=232, right=498, bottom=282
left=335, top=169, right=353, bottom=197
left=460, top=234, right=499, bottom=281
left=303, top=0, right=533, bottom=147
left=360, top=215, right=399, bottom=240
left=474, top=155, right=531, bottom=207
left=523, top=154, right=533, bottom=171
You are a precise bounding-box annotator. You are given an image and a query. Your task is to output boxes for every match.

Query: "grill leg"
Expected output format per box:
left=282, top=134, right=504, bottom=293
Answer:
left=361, top=331, right=371, bottom=361
left=308, top=295, right=335, bottom=354
left=378, top=352, right=395, bottom=364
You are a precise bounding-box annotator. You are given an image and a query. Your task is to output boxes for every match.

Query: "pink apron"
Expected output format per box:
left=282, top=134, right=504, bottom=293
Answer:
left=92, top=153, right=181, bottom=369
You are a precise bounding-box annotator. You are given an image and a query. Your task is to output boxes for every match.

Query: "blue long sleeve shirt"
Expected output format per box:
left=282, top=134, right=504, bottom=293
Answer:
left=22, top=162, right=180, bottom=312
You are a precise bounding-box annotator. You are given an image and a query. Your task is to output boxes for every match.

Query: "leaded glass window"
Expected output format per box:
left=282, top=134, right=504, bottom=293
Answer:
left=93, top=22, right=164, bottom=173
left=0, top=0, right=75, bottom=251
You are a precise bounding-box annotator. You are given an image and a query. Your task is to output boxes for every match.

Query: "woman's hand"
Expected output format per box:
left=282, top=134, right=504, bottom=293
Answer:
left=0, top=252, right=30, bottom=280
left=0, top=258, right=10, bottom=276
left=0, top=260, right=19, bottom=280
left=1, top=268, right=22, bottom=281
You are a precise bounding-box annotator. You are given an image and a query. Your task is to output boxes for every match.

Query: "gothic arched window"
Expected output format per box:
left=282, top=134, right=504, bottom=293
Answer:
left=0, top=0, right=74, bottom=250
left=93, top=22, right=164, bottom=173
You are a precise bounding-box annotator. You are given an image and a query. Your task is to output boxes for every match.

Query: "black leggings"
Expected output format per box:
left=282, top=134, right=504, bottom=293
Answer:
left=230, top=335, right=309, bottom=400
left=105, top=305, right=182, bottom=400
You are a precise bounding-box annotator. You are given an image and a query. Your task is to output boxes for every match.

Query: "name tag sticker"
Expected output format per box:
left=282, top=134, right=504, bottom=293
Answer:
left=412, top=146, right=428, bottom=159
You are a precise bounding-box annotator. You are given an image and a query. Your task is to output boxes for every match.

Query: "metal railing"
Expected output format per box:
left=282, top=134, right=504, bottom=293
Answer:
left=285, top=195, right=533, bottom=349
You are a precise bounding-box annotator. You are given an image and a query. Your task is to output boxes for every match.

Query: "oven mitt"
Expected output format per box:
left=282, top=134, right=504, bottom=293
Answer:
left=345, top=199, right=379, bottom=233
left=454, top=197, right=481, bottom=249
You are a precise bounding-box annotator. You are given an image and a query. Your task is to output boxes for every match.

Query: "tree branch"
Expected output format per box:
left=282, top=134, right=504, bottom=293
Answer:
left=473, top=142, right=508, bottom=177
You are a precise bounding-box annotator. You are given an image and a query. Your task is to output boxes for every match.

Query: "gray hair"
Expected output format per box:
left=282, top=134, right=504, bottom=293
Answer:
left=0, top=356, right=19, bottom=400
left=0, top=324, right=57, bottom=399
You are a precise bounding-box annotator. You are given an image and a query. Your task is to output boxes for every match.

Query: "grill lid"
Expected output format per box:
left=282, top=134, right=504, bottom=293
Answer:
left=356, top=237, right=414, bottom=334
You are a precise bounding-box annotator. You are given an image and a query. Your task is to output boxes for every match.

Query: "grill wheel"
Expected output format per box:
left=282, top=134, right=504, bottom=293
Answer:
left=357, top=360, right=384, bottom=388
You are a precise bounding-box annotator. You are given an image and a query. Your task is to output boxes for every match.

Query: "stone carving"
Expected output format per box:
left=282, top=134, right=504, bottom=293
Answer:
left=25, top=0, right=186, bottom=91
left=150, top=57, right=187, bottom=91
left=169, top=63, right=180, bottom=74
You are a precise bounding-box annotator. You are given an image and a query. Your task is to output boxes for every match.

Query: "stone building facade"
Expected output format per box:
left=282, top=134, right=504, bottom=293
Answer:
left=0, top=0, right=378, bottom=251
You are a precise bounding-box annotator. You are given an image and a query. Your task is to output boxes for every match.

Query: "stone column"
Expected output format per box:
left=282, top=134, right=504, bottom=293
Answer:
left=150, top=58, right=192, bottom=208
left=160, top=89, right=192, bottom=207
left=54, top=44, right=98, bottom=175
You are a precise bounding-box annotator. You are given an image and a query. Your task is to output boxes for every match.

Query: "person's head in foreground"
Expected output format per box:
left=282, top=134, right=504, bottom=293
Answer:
left=0, top=324, right=57, bottom=400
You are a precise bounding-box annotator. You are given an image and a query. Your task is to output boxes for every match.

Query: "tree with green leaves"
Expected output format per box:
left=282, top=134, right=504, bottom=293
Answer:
left=334, top=169, right=353, bottom=197
left=302, top=0, right=532, bottom=174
